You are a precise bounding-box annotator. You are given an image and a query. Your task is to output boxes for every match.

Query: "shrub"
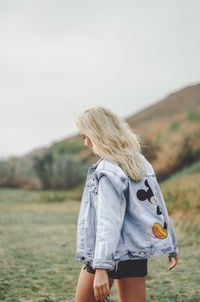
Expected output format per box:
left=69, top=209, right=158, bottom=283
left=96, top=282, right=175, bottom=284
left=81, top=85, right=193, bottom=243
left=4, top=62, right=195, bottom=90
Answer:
left=187, top=108, right=200, bottom=121
left=169, top=121, right=180, bottom=131
left=33, top=152, right=87, bottom=190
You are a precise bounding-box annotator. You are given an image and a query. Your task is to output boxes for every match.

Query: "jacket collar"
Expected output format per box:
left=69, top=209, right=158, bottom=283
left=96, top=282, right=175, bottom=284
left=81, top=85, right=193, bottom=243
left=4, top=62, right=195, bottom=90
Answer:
left=90, top=156, right=104, bottom=168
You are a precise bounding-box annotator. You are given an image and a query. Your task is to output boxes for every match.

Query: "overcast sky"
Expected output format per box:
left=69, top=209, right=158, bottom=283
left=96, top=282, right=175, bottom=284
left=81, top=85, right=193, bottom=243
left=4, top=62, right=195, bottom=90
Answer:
left=0, top=0, right=200, bottom=160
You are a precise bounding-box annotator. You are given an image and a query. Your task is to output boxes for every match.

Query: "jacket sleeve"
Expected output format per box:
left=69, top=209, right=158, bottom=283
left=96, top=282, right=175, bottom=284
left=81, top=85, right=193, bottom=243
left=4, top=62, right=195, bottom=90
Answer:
left=167, top=216, right=179, bottom=257
left=92, top=169, right=127, bottom=270
left=154, top=177, right=179, bottom=256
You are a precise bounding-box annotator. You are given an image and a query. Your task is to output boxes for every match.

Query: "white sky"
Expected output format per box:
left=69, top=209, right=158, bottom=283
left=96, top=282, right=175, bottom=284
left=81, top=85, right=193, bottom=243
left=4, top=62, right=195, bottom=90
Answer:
left=0, top=0, right=200, bottom=160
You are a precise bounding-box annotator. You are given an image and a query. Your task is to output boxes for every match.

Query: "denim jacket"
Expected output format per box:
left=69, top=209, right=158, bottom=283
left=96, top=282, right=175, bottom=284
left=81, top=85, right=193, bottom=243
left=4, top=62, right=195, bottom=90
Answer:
left=76, top=154, right=179, bottom=271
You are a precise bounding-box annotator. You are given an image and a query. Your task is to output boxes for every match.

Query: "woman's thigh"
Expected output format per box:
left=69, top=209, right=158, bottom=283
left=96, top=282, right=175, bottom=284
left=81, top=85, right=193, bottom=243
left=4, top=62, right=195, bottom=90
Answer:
left=115, top=276, right=146, bottom=302
left=75, top=264, right=115, bottom=302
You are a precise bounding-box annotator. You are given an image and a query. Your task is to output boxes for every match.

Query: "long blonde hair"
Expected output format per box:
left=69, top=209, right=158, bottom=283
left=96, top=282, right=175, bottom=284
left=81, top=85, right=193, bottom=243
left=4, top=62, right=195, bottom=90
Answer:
left=76, top=106, right=146, bottom=181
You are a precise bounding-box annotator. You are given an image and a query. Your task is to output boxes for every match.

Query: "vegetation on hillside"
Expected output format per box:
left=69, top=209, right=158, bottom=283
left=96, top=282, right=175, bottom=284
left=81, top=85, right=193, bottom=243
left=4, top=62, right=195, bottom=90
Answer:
left=0, top=83, right=200, bottom=189
left=0, top=139, right=93, bottom=190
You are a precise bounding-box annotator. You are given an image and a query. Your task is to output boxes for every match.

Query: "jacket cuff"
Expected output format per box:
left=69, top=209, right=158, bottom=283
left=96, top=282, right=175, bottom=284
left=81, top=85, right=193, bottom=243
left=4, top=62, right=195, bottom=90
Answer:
left=168, top=247, right=179, bottom=258
left=92, top=259, right=115, bottom=270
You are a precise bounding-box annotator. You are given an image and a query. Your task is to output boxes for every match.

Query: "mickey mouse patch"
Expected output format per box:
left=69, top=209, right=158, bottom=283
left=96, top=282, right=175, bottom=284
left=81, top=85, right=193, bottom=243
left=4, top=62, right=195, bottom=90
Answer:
left=136, top=179, right=168, bottom=239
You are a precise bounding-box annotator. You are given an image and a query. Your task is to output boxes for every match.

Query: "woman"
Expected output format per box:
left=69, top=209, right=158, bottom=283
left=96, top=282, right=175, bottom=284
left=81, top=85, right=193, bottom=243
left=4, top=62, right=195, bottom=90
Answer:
left=75, top=106, right=179, bottom=302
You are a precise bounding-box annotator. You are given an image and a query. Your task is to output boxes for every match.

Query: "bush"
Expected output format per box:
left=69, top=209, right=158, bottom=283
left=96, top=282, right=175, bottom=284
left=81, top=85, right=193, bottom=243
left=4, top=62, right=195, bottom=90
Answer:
left=169, top=121, right=180, bottom=131
left=33, top=151, right=87, bottom=190
left=52, top=140, right=84, bottom=157
left=187, top=108, right=200, bottom=121
left=141, top=137, right=160, bottom=161
left=177, top=134, right=200, bottom=167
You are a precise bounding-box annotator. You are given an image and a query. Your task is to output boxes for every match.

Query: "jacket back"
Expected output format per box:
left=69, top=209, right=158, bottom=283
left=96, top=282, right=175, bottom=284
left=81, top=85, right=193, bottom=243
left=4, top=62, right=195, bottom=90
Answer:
left=76, top=154, right=179, bottom=271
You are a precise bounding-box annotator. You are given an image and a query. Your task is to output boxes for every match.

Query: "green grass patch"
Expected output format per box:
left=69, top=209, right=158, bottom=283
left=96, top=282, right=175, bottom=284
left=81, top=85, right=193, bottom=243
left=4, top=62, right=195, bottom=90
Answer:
left=0, top=188, right=200, bottom=301
left=169, top=121, right=180, bottom=131
left=0, top=187, right=82, bottom=205
left=187, top=108, right=200, bottom=121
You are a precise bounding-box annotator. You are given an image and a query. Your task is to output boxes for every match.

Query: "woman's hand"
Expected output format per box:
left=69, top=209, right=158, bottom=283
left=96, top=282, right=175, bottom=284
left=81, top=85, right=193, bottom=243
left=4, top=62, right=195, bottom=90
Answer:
left=93, top=268, right=110, bottom=301
left=168, top=254, right=179, bottom=270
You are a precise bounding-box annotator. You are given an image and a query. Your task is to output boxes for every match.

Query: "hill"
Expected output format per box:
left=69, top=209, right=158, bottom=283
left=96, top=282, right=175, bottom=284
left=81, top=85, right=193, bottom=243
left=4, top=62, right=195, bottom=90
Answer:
left=0, top=83, right=200, bottom=189
left=127, top=83, right=200, bottom=179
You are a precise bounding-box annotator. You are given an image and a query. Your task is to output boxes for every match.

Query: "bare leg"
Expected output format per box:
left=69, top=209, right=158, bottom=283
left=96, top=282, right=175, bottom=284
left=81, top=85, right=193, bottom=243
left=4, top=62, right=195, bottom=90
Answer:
left=115, top=276, right=146, bottom=302
left=75, top=264, right=115, bottom=302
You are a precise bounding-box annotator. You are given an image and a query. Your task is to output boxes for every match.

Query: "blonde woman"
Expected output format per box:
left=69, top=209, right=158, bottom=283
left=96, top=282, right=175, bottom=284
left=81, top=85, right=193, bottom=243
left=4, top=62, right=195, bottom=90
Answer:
left=75, top=106, right=179, bottom=302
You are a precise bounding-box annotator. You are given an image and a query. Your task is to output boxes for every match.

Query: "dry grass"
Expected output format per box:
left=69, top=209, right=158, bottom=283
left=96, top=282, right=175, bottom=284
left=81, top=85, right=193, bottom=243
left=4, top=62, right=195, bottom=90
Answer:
left=0, top=184, right=200, bottom=301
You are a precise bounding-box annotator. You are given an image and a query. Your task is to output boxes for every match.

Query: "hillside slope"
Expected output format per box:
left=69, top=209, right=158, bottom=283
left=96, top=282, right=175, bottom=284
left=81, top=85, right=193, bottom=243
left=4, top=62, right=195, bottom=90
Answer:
left=27, top=83, right=200, bottom=180
left=0, top=83, right=200, bottom=189
left=126, top=83, right=200, bottom=179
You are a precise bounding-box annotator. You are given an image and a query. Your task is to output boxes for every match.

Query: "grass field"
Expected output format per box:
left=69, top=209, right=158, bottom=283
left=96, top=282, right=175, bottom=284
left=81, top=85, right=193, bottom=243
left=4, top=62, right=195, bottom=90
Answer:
left=0, top=188, right=200, bottom=302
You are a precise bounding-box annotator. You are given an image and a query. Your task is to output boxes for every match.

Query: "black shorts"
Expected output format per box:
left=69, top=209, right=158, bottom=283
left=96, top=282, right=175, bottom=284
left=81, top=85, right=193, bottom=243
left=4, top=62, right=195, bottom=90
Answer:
left=83, top=259, right=148, bottom=279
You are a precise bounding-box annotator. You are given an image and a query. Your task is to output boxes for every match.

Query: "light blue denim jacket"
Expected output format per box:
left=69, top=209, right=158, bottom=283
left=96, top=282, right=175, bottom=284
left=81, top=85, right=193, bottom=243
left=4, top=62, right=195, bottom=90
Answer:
left=76, top=154, right=179, bottom=271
